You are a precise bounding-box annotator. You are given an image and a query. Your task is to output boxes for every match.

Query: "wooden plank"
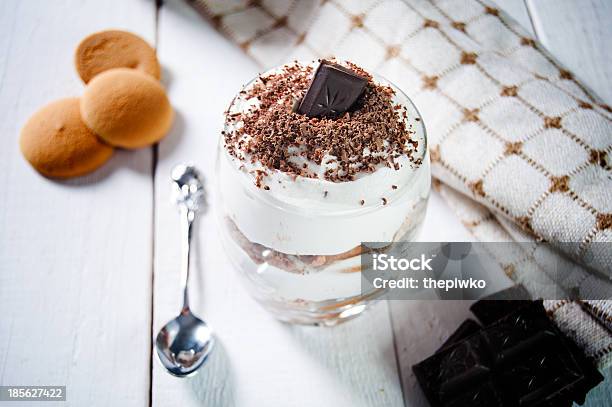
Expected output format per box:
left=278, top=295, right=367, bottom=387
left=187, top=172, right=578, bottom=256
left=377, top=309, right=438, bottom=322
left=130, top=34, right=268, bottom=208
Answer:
left=526, top=0, right=612, bottom=103
left=152, top=1, right=403, bottom=406
left=0, top=0, right=155, bottom=405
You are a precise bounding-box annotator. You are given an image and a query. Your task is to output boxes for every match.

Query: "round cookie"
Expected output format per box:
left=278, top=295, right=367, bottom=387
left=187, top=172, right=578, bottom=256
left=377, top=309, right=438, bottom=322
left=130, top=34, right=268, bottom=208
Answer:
left=75, top=30, right=161, bottom=83
left=81, top=68, right=173, bottom=148
left=20, top=98, right=114, bottom=178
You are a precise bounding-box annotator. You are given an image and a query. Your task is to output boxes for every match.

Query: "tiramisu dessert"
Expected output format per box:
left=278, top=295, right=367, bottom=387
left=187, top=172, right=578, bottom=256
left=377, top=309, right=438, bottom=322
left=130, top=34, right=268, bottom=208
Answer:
left=217, top=60, right=430, bottom=324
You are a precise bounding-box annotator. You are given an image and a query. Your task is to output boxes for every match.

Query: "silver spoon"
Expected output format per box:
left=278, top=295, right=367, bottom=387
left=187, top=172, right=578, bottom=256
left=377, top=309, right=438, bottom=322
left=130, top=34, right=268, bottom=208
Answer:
left=155, top=164, right=213, bottom=377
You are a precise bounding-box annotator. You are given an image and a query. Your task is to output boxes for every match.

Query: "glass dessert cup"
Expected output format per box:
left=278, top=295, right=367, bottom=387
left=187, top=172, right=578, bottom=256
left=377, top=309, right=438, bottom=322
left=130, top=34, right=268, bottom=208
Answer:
left=215, top=67, right=430, bottom=326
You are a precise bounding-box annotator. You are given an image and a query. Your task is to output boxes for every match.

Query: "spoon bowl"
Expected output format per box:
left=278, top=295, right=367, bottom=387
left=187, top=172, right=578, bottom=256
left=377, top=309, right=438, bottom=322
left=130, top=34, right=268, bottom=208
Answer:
left=156, top=311, right=214, bottom=377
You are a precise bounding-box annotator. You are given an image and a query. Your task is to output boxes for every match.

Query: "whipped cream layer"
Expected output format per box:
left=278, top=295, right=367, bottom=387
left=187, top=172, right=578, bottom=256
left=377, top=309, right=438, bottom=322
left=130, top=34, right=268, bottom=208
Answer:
left=219, top=63, right=430, bottom=255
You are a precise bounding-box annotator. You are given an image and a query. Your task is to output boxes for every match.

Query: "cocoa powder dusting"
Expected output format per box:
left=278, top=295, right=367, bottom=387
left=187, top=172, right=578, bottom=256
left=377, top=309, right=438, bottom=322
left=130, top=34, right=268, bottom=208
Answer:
left=224, top=61, right=421, bottom=184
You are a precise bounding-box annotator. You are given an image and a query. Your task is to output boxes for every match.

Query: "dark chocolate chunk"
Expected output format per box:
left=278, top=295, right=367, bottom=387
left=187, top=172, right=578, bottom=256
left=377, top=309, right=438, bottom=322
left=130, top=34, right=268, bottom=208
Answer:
left=436, top=319, right=481, bottom=353
left=470, top=285, right=532, bottom=325
left=297, top=60, right=367, bottom=118
left=413, top=301, right=603, bottom=407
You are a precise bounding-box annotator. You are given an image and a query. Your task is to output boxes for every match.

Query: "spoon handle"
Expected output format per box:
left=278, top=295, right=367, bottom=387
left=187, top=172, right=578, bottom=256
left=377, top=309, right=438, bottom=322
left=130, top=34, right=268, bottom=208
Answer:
left=180, top=205, right=195, bottom=313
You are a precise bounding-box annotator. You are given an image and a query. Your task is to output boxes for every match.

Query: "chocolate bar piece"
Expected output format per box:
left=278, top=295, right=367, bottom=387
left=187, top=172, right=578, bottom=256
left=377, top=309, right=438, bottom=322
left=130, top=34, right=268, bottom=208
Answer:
left=297, top=61, right=367, bottom=118
left=436, top=319, right=481, bottom=354
left=470, top=285, right=532, bottom=325
left=413, top=301, right=603, bottom=407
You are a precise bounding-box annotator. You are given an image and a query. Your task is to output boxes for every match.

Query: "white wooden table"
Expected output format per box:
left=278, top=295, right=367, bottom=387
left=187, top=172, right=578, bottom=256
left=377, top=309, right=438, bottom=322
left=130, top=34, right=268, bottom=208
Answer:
left=0, top=1, right=610, bottom=406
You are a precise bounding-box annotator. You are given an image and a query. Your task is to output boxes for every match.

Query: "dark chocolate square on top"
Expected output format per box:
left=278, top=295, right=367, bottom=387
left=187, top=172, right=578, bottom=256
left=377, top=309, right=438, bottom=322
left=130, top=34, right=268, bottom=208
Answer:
left=297, top=61, right=367, bottom=118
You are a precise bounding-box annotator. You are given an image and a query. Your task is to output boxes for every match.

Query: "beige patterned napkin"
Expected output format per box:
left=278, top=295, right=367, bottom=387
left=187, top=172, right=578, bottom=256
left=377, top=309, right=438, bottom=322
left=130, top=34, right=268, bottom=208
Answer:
left=188, top=0, right=612, bottom=366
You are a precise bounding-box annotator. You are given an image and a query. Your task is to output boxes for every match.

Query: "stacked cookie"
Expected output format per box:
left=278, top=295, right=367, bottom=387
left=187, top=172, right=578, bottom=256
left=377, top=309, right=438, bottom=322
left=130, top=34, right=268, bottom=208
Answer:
left=20, top=30, right=173, bottom=178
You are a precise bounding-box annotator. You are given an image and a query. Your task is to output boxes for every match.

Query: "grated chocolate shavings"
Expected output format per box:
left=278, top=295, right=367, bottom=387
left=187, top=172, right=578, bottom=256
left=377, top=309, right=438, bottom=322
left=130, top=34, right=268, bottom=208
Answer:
left=224, top=61, right=421, bottom=184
